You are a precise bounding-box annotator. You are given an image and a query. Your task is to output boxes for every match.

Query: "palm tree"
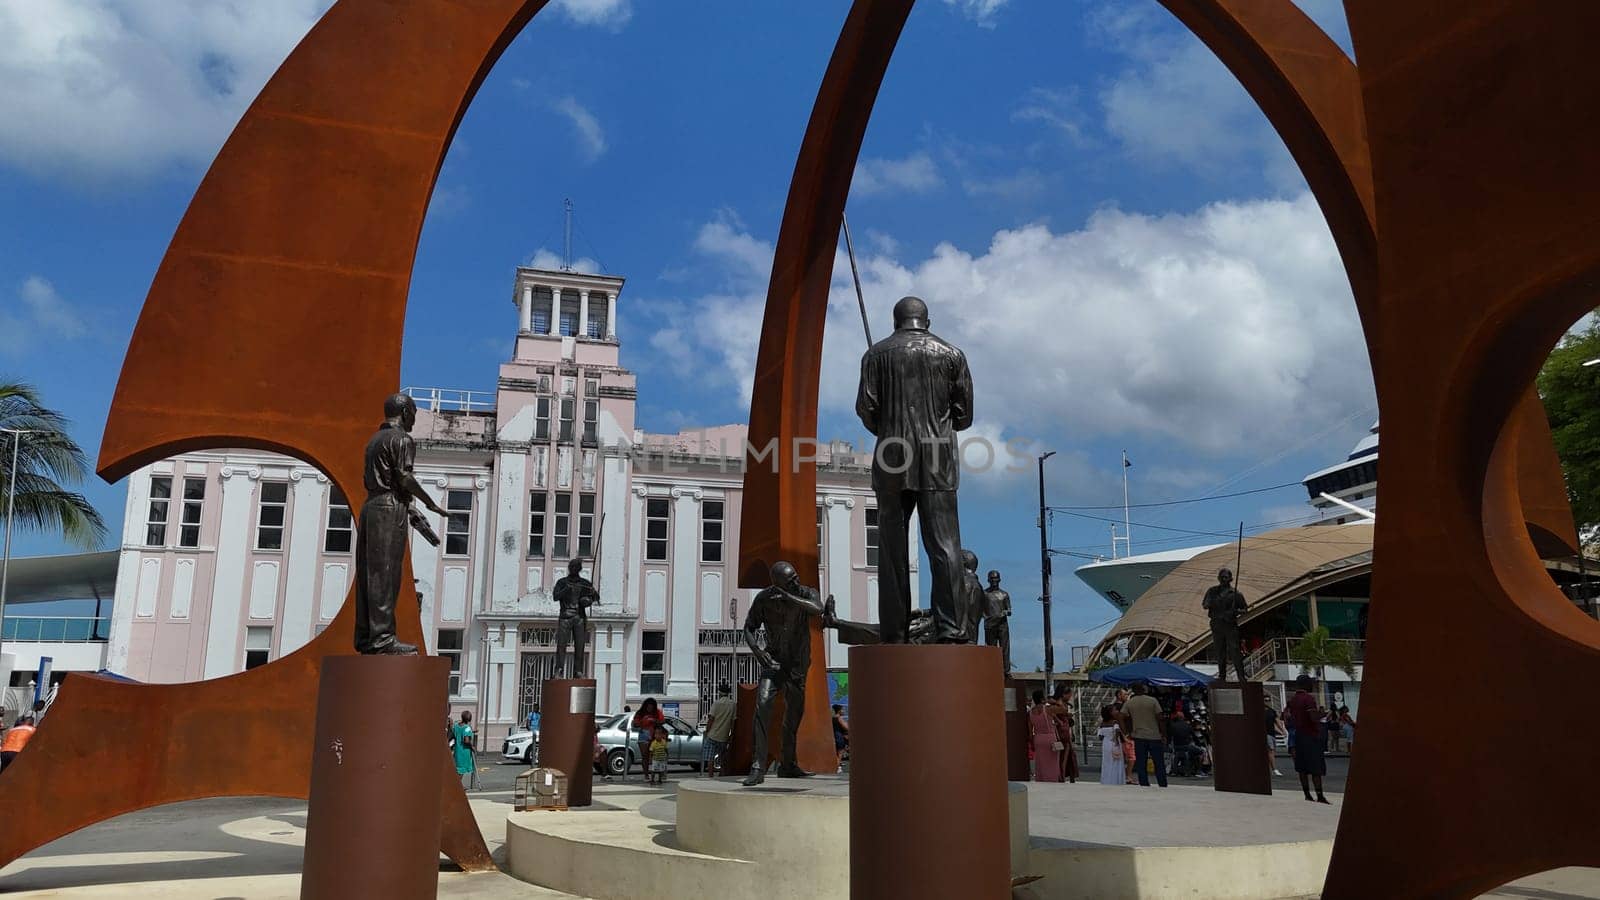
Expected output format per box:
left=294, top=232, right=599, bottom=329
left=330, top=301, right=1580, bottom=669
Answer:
left=1287, top=625, right=1357, bottom=706
left=0, top=380, right=107, bottom=549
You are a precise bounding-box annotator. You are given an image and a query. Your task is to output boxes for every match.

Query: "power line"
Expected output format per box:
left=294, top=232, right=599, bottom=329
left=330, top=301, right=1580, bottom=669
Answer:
left=1049, top=480, right=1302, bottom=511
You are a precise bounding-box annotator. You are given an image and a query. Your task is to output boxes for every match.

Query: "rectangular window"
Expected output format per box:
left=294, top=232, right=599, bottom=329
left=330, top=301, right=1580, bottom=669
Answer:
left=582, top=399, right=599, bottom=442
left=445, top=489, right=472, bottom=556
left=578, top=493, right=596, bottom=559
left=528, top=491, right=547, bottom=557
left=553, top=493, right=571, bottom=558
left=534, top=396, right=551, bottom=441
left=645, top=497, right=669, bottom=561
left=145, top=476, right=172, bottom=546
left=817, top=505, right=826, bottom=563
left=701, top=499, right=724, bottom=563
left=324, top=487, right=353, bottom=553
left=559, top=397, right=575, bottom=442
left=559, top=295, right=578, bottom=336
left=585, top=377, right=599, bottom=397
left=178, top=477, right=205, bottom=548
left=245, top=626, right=272, bottom=670
left=641, top=631, right=666, bottom=695
left=865, top=507, right=880, bottom=569
left=532, top=287, right=553, bottom=333
left=586, top=300, right=605, bottom=338
left=256, top=482, right=288, bottom=550
left=439, top=628, right=463, bottom=695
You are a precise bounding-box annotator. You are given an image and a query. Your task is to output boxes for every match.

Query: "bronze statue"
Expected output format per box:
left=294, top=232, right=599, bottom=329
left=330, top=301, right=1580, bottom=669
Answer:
left=983, top=569, right=1012, bottom=676
left=553, top=558, right=600, bottom=678
left=959, top=550, right=983, bottom=643
left=855, top=296, right=973, bottom=643
left=1203, top=568, right=1248, bottom=681
left=354, top=393, right=446, bottom=655
left=741, top=561, right=827, bottom=787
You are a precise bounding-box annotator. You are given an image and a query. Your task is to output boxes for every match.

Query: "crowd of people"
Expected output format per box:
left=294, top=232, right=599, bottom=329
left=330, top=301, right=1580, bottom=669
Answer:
left=1028, top=674, right=1353, bottom=795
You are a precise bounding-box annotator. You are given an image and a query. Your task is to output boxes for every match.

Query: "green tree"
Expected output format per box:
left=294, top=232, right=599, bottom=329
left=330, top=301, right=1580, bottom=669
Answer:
left=1287, top=626, right=1357, bottom=706
left=0, top=380, right=107, bottom=549
left=1539, top=318, right=1600, bottom=539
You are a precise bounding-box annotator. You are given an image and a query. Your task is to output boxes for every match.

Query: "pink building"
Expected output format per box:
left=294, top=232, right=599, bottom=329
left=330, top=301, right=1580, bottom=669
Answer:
left=110, top=266, right=909, bottom=740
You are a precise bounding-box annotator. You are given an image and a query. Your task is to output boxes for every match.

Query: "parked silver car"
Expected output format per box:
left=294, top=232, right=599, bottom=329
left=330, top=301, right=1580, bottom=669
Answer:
left=596, top=712, right=704, bottom=777
left=501, top=715, right=610, bottom=770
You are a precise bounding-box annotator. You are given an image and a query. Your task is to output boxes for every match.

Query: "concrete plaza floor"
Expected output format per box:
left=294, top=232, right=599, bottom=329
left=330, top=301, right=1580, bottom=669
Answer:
left=0, top=756, right=1592, bottom=898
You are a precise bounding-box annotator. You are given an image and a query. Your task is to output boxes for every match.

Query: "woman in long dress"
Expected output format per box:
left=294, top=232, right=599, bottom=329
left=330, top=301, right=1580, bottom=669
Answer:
left=1050, top=684, right=1079, bottom=783
left=1028, top=691, right=1062, bottom=783
left=1097, top=705, right=1125, bottom=786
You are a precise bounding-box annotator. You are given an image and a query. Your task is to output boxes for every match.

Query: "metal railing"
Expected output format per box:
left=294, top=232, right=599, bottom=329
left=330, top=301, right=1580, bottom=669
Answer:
left=1, top=616, right=112, bottom=642
left=403, top=386, right=495, bottom=413
left=1272, top=637, right=1366, bottom=668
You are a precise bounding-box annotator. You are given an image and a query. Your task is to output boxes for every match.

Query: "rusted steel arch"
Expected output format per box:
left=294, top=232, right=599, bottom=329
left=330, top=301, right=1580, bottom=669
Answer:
left=1323, top=3, right=1600, bottom=896
left=0, top=0, right=556, bottom=874
left=737, top=0, right=917, bottom=773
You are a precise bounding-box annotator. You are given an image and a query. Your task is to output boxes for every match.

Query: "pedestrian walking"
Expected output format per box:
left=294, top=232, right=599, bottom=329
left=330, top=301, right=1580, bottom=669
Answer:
left=527, top=703, right=541, bottom=735
left=1124, top=682, right=1168, bottom=788
left=1286, top=675, right=1330, bottom=803
left=1265, top=700, right=1285, bottom=776
left=1049, top=684, right=1078, bottom=783
left=647, top=724, right=670, bottom=785
left=1028, top=691, right=1063, bottom=782
left=702, top=683, right=737, bottom=777
left=632, top=698, right=663, bottom=779
left=0, top=715, right=35, bottom=771
left=451, top=711, right=476, bottom=789
left=1338, top=706, right=1355, bottom=751
left=1096, top=706, right=1124, bottom=786
left=830, top=704, right=850, bottom=772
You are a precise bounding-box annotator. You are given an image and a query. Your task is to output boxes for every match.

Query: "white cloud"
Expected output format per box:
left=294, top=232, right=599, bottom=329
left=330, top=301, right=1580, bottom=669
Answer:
left=652, top=192, right=1372, bottom=457
left=1012, top=87, right=1089, bottom=146
left=0, top=0, right=329, bottom=181
left=528, top=248, right=602, bottom=274
left=1092, top=3, right=1305, bottom=190
left=940, top=0, right=1009, bottom=29
left=962, top=168, right=1055, bottom=202
left=549, top=0, right=632, bottom=30
left=852, top=152, right=942, bottom=196
left=1, top=277, right=88, bottom=356
left=551, top=96, right=607, bottom=163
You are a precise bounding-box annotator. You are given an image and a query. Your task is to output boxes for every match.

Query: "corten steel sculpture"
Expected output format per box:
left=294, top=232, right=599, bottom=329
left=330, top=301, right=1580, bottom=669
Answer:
left=738, top=0, right=1594, bottom=896
left=0, top=0, right=558, bottom=874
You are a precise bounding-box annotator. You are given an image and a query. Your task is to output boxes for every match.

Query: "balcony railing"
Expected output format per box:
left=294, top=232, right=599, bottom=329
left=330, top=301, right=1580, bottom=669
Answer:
left=1, top=616, right=112, bottom=642
left=1273, top=637, right=1366, bottom=666
left=403, top=386, right=495, bottom=413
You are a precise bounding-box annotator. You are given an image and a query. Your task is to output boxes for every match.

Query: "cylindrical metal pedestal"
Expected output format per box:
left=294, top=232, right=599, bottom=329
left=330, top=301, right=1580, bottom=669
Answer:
left=850, top=644, right=1009, bottom=900
left=1003, top=678, right=1029, bottom=781
left=302, top=655, right=448, bottom=900
left=539, top=678, right=597, bottom=805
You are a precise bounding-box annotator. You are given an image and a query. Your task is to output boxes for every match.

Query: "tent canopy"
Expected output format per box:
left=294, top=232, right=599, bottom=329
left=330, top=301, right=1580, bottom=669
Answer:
left=1089, top=658, right=1213, bottom=688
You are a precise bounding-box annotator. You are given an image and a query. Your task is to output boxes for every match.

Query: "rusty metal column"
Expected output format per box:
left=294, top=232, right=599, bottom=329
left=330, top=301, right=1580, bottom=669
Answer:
left=850, top=645, right=1009, bottom=899
left=302, top=655, right=450, bottom=899
left=1003, top=678, right=1029, bottom=782
left=538, top=678, right=596, bottom=804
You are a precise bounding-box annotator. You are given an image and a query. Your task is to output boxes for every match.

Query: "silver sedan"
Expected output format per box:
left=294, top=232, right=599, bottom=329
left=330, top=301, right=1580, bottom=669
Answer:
left=596, top=713, right=705, bottom=777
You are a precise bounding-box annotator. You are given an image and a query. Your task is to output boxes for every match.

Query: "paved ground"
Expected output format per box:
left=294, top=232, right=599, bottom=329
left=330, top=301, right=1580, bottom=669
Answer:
left=0, top=752, right=1591, bottom=898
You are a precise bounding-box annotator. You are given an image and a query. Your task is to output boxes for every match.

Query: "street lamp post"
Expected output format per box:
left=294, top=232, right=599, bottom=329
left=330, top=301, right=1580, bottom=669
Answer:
left=0, top=429, right=36, bottom=660
left=1038, top=451, right=1056, bottom=697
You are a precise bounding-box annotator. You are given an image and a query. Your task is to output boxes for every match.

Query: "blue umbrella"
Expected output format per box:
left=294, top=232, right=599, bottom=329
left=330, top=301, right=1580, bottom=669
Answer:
left=1089, top=657, right=1214, bottom=688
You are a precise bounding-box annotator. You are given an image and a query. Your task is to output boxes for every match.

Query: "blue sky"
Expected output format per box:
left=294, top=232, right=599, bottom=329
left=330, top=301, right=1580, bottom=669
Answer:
left=0, top=0, right=1373, bottom=667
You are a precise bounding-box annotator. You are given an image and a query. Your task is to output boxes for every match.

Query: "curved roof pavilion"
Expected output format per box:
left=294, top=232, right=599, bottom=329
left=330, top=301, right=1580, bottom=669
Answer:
left=1090, top=522, right=1375, bottom=665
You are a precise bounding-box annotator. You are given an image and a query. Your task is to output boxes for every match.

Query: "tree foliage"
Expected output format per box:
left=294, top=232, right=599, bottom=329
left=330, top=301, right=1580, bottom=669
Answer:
left=0, top=380, right=107, bottom=549
left=1539, top=318, right=1600, bottom=539
left=1288, top=626, right=1357, bottom=677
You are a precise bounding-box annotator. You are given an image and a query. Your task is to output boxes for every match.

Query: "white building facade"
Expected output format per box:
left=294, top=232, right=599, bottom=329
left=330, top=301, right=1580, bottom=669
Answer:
left=109, top=266, right=909, bottom=739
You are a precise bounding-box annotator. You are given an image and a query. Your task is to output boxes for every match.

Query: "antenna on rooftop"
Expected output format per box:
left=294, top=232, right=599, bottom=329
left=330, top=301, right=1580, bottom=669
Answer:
left=562, top=198, right=574, bottom=272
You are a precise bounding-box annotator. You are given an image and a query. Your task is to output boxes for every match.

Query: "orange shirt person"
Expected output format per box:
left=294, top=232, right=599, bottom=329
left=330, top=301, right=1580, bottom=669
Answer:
left=1, top=716, right=37, bottom=770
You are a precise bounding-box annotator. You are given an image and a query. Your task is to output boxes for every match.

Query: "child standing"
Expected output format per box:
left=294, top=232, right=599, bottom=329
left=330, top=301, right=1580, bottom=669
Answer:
left=1097, top=705, right=1125, bottom=787
left=648, top=724, right=670, bottom=785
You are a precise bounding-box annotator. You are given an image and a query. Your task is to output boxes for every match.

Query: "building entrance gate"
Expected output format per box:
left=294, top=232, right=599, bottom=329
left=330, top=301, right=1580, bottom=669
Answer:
left=697, top=649, right=759, bottom=715
left=518, top=624, right=559, bottom=726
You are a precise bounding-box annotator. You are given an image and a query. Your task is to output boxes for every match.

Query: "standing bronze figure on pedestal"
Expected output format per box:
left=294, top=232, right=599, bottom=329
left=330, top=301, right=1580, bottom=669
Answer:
left=553, top=558, right=599, bottom=678
left=741, top=561, right=828, bottom=786
left=1202, top=568, right=1247, bottom=682
left=856, top=296, right=974, bottom=644
left=356, top=393, right=447, bottom=656
left=983, top=570, right=1012, bottom=677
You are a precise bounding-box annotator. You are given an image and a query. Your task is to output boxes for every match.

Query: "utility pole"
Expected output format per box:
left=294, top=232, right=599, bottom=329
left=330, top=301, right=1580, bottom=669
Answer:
left=1038, top=451, right=1056, bottom=696
left=0, top=429, right=35, bottom=660
left=1121, top=450, right=1132, bottom=557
